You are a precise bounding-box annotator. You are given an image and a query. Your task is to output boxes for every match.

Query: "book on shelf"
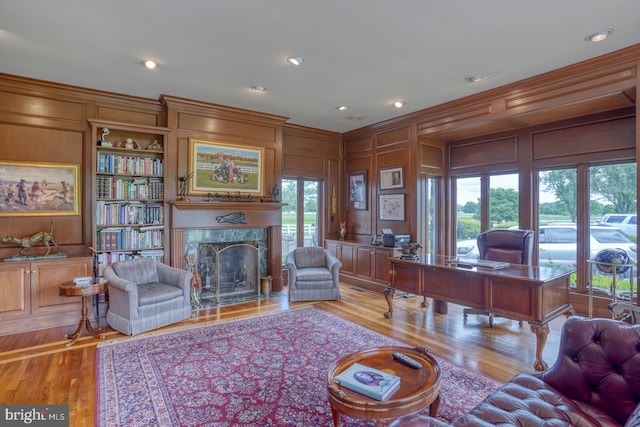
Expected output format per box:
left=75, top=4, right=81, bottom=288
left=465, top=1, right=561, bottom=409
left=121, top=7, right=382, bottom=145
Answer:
left=334, top=363, right=401, bottom=401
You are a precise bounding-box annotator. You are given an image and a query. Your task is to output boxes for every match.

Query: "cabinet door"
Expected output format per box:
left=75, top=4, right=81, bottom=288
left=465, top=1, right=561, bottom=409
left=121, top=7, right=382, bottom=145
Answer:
left=31, top=257, right=92, bottom=314
left=340, top=244, right=354, bottom=273
left=0, top=262, right=29, bottom=319
left=355, top=247, right=372, bottom=277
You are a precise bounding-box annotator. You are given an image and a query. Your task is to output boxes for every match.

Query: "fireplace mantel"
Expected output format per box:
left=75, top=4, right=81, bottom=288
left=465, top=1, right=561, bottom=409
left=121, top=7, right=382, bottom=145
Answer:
left=171, top=201, right=285, bottom=212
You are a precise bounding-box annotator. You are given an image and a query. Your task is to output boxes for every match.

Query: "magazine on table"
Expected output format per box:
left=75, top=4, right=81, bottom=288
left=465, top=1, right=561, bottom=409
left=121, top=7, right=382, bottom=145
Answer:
left=334, top=362, right=401, bottom=401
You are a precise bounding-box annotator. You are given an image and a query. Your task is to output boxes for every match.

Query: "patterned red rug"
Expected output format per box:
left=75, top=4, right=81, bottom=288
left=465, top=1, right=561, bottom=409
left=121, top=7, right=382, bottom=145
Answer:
left=96, top=306, right=500, bottom=426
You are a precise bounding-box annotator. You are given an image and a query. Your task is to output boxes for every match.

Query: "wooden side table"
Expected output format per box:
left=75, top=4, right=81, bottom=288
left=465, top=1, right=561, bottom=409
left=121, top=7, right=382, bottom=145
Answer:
left=58, top=280, right=108, bottom=347
left=327, top=345, right=441, bottom=427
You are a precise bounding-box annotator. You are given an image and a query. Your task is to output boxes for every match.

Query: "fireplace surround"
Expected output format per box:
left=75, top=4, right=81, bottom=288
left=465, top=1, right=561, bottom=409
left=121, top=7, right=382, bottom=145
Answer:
left=170, top=201, right=284, bottom=307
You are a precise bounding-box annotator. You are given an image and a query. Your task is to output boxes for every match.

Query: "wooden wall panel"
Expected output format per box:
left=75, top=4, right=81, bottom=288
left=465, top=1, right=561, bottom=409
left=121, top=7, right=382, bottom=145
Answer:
left=346, top=136, right=373, bottom=155
left=177, top=112, right=277, bottom=144
left=420, top=143, right=444, bottom=171
left=0, top=91, right=85, bottom=122
left=377, top=127, right=410, bottom=149
left=532, top=116, right=635, bottom=160
left=96, top=106, right=161, bottom=126
left=450, top=136, right=518, bottom=169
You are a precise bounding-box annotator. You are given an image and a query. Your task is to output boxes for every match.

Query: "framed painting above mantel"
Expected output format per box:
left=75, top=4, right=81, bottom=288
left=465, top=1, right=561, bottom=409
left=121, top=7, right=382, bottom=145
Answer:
left=188, top=138, right=264, bottom=196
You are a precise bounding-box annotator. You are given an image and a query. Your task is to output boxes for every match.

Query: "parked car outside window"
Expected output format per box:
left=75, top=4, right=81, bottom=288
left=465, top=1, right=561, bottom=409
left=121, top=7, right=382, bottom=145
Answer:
left=456, top=224, right=638, bottom=270
left=599, top=214, right=637, bottom=239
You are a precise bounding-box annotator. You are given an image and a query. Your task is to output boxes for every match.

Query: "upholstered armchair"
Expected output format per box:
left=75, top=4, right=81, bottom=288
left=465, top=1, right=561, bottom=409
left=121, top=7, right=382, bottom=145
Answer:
left=104, top=258, right=193, bottom=335
left=285, top=247, right=342, bottom=302
left=463, top=228, right=534, bottom=327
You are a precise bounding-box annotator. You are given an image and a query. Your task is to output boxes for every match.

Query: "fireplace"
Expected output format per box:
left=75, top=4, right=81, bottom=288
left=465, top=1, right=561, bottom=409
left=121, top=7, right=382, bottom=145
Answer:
left=170, top=201, right=284, bottom=309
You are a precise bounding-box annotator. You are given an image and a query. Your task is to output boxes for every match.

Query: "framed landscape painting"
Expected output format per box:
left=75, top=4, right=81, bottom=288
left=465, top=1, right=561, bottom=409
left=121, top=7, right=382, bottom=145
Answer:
left=0, top=161, right=80, bottom=216
left=188, top=138, right=264, bottom=196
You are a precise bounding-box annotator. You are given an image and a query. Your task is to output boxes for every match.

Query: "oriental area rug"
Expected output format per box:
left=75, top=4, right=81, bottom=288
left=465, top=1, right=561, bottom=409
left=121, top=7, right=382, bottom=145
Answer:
left=96, top=307, right=500, bottom=427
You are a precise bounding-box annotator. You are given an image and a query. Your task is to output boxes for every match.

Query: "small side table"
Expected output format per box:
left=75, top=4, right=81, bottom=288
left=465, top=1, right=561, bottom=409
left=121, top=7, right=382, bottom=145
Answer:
left=327, top=345, right=441, bottom=427
left=58, top=280, right=108, bottom=347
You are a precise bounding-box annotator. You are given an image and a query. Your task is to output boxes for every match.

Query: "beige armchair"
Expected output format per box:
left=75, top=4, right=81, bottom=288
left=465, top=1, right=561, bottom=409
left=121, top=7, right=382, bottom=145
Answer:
left=104, top=258, right=193, bottom=335
left=286, top=247, right=342, bottom=302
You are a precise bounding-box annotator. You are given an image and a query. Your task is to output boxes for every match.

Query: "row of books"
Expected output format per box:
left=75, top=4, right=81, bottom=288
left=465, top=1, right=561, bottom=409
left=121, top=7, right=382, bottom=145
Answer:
left=98, top=153, right=163, bottom=176
left=96, top=176, right=164, bottom=200
left=96, top=201, right=164, bottom=226
left=96, top=226, right=164, bottom=251
left=96, top=250, right=164, bottom=276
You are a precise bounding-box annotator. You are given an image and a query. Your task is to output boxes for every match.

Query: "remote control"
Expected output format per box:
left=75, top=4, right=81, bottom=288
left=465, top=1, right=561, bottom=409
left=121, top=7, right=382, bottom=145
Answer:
left=393, top=352, right=422, bottom=369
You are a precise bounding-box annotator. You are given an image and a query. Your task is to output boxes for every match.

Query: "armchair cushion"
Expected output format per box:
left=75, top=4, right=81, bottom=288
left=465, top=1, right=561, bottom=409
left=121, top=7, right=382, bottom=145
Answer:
left=112, top=257, right=159, bottom=285
left=293, top=246, right=327, bottom=268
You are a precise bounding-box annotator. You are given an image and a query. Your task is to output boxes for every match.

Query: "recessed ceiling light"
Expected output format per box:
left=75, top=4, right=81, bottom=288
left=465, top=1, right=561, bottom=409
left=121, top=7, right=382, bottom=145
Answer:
left=585, top=28, right=614, bottom=42
left=142, top=59, right=157, bottom=70
left=392, top=101, right=405, bottom=108
left=336, top=105, right=348, bottom=111
left=286, top=56, right=304, bottom=66
left=465, top=75, right=486, bottom=83
left=251, top=86, right=266, bottom=92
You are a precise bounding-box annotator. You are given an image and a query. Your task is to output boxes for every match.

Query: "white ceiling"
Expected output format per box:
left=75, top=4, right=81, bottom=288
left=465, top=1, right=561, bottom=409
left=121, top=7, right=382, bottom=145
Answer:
left=1, top=1, right=639, bottom=133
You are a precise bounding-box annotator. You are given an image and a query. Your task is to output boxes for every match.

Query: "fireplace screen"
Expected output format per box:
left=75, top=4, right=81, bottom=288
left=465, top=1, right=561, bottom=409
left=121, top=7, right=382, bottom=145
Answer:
left=196, top=241, right=259, bottom=306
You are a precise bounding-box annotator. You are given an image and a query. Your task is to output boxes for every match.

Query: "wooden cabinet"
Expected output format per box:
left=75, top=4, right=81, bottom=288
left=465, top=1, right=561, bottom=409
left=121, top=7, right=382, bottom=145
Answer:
left=0, top=256, right=93, bottom=335
left=325, top=239, right=395, bottom=293
left=89, top=120, right=171, bottom=275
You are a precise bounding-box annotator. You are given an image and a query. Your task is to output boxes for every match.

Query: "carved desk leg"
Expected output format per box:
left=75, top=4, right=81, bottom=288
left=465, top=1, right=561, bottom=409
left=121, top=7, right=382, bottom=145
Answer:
left=530, top=322, right=550, bottom=371
left=384, top=287, right=395, bottom=318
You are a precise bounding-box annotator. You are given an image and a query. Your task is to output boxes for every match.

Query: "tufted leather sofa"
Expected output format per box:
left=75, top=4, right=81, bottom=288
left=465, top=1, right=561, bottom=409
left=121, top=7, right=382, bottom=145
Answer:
left=391, top=316, right=640, bottom=427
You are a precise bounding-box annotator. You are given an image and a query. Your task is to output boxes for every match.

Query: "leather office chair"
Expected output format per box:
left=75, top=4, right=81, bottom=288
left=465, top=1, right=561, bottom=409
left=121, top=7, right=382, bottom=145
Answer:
left=463, top=228, right=534, bottom=327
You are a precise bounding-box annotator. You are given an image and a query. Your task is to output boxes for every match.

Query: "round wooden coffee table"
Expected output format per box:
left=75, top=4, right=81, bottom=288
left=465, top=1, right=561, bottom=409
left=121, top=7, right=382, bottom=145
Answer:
left=327, top=345, right=441, bottom=427
left=58, top=279, right=108, bottom=347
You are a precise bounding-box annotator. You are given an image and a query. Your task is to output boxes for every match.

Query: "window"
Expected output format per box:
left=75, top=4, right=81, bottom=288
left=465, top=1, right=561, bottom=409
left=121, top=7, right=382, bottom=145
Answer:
left=281, top=178, right=321, bottom=260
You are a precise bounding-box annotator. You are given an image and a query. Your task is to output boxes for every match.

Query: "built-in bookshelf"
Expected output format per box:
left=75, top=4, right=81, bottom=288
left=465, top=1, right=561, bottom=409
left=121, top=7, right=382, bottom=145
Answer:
left=89, top=120, right=171, bottom=276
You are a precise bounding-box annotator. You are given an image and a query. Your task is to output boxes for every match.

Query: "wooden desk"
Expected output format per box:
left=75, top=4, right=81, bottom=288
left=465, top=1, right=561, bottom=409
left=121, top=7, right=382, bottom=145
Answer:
left=385, top=256, right=574, bottom=371
left=327, top=345, right=441, bottom=427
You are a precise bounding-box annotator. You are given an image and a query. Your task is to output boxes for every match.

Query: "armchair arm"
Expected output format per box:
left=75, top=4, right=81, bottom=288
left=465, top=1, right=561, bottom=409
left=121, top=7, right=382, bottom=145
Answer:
left=325, top=251, right=342, bottom=286
left=285, top=251, right=297, bottom=288
left=104, top=266, right=139, bottom=320
left=156, top=262, right=192, bottom=297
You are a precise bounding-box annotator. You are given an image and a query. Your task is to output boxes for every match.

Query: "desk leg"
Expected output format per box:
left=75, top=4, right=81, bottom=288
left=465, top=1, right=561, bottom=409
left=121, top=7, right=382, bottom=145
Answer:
left=530, top=322, right=549, bottom=371
left=384, top=287, right=395, bottom=318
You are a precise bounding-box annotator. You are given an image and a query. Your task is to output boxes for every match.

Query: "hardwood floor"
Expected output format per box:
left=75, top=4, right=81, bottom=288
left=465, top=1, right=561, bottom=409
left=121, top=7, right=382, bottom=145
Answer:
left=0, top=284, right=568, bottom=427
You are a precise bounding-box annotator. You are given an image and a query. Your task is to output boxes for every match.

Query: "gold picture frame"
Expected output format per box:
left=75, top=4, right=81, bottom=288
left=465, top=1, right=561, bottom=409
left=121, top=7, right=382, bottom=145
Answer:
left=0, top=161, right=80, bottom=216
left=188, top=138, right=264, bottom=196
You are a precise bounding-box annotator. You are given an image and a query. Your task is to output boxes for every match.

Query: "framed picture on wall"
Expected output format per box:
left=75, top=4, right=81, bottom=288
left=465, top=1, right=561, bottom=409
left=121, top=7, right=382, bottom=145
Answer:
left=347, top=170, right=367, bottom=210
left=379, top=166, right=404, bottom=190
left=188, top=138, right=264, bottom=196
left=0, top=161, right=80, bottom=216
left=379, top=193, right=405, bottom=221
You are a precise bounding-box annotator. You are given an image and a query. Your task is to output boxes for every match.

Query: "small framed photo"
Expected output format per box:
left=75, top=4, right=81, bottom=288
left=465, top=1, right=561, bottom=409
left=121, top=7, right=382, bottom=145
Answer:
left=348, top=170, right=367, bottom=210
left=379, top=193, right=405, bottom=221
left=379, top=166, right=404, bottom=190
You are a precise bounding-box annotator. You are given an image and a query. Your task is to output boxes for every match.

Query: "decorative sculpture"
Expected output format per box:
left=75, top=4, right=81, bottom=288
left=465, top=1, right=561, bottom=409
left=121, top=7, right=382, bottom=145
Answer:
left=339, top=222, right=347, bottom=241
left=1, top=223, right=63, bottom=258
left=177, top=173, right=193, bottom=201
left=399, top=242, right=423, bottom=260
left=216, top=212, right=246, bottom=224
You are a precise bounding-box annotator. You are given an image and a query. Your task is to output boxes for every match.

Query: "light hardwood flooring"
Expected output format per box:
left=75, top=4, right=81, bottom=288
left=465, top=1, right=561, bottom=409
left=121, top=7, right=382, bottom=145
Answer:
left=0, top=284, right=568, bottom=427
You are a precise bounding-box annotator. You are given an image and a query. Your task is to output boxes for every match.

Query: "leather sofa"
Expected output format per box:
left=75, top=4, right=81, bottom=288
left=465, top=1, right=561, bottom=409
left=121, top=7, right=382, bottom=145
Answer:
left=391, top=316, right=640, bottom=426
